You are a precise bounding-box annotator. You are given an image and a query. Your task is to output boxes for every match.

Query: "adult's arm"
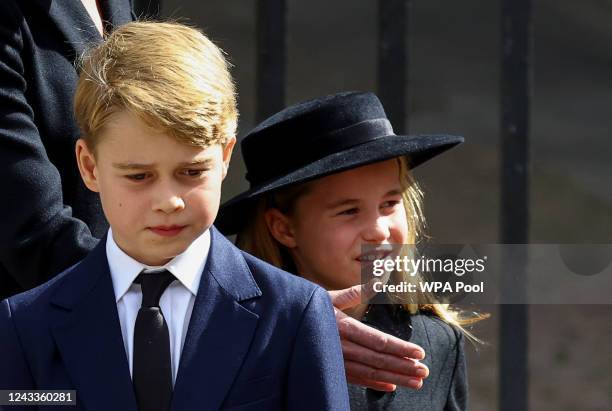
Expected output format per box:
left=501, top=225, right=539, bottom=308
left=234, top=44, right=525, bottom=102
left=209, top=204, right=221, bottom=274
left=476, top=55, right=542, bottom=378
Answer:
left=0, top=1, right=98, bottom=294
left=329, top=285, right=429, bottom=392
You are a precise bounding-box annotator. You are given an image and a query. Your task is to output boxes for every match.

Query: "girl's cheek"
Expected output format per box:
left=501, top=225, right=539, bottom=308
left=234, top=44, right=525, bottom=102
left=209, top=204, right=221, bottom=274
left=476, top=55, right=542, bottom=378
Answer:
left=397, top=222, right=410, bottom=242
left=333, top=228, right=359, bottom=249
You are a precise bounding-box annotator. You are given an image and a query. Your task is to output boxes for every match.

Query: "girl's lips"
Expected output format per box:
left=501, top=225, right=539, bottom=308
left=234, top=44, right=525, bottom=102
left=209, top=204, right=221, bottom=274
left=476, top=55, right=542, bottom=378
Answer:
left=149, top=226, right=186, bottom=237
left=355, top=250, right=393, bottom=263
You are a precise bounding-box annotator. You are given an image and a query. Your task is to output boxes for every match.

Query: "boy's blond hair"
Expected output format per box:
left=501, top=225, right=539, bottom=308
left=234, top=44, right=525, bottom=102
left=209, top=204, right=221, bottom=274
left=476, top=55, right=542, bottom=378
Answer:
left=74, top=21, right=237, bottom=151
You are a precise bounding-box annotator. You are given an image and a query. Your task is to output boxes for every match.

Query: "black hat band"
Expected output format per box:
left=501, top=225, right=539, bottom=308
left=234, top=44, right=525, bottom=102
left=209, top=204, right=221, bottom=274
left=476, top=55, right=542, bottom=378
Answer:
left=245, top=118, right=394, bottom=186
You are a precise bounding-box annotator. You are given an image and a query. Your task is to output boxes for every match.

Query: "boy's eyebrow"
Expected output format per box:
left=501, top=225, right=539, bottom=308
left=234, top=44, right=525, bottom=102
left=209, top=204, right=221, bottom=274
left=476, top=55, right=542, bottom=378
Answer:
left=112, top=159, right=214, bottom=170
left=178, top=159, right=214, bottom=167
left=325, top=189, right=403, bottom=209
left=112, top=162, right=155, bottom=170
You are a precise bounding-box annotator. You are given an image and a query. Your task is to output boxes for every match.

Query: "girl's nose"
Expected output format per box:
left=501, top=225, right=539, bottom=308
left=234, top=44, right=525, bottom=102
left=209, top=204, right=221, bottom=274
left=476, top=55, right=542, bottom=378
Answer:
left=362, top=217, right=390, bottom=243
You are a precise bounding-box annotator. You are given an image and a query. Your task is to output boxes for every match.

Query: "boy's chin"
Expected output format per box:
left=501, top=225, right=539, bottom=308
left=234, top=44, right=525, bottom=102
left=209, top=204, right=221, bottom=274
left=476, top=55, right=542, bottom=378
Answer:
left=137, top=243, right=189, bottom=266
left=138, top=254, right=176, bottom=267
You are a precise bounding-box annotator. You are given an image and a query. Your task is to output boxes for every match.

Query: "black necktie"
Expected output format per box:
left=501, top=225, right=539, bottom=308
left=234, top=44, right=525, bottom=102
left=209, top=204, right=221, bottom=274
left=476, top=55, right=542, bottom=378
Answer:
left=133, top=270, right=175, bottom=411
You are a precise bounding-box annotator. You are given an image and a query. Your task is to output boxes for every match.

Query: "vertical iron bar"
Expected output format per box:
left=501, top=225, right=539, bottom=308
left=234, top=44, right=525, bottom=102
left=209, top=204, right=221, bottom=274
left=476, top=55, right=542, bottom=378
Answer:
left=256, top=0, right=287, bottom=122
left=500, top=0, right=532, bottom=410
left=377, top=0, right=410, bottom=134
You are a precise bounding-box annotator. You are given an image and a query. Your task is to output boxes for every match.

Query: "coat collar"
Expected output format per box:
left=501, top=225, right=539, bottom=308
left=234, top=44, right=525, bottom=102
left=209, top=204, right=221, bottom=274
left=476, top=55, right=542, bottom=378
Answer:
left=49, top=226, right=262, bottom=411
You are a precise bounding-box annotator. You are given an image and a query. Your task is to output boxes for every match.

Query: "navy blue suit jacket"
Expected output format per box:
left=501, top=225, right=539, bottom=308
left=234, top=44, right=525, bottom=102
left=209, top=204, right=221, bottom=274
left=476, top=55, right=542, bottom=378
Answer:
left=0, top=227, right=350, bottom=410
left=0, top=0, right=133, bottom=299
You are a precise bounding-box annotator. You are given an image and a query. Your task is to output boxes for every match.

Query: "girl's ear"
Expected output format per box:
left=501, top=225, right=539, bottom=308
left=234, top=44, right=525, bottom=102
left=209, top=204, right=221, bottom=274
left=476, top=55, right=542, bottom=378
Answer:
left=264, top=208, right=297, bottom=248
left=75, top=139, right=100, bottom=193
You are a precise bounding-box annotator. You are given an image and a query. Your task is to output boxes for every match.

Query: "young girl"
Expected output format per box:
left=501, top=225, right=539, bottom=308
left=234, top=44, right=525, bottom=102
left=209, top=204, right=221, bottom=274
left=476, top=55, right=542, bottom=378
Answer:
left=217, top=91, right=485, bottom=410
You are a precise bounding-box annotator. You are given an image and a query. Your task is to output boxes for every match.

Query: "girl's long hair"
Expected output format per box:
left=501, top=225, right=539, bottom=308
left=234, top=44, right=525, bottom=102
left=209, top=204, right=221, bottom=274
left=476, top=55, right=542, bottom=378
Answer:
left=236, top=157, right=488, bottom=342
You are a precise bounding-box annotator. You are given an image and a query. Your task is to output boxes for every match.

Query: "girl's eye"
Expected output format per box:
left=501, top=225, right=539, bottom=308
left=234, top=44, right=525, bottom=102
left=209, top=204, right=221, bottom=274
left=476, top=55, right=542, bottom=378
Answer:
left=126, top=173, right=149, bottom=181
left=338, top=207, right=359, bottom=216
left=382, top=200, right=401, bottom=209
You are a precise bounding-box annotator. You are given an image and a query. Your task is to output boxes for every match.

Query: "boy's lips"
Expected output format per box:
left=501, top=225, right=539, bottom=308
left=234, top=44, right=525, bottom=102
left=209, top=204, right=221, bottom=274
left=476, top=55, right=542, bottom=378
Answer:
left=149, top=225, right=187, bottom=237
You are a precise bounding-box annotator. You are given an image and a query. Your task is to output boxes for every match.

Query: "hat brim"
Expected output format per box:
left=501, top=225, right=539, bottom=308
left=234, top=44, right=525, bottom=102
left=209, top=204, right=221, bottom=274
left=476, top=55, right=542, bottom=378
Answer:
left=216, top=134, right=463, bottom=235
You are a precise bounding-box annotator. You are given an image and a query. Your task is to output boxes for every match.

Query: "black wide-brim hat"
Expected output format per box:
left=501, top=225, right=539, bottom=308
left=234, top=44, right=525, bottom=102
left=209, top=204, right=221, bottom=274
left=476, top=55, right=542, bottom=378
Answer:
left=217, top=91, right=464, bottom=235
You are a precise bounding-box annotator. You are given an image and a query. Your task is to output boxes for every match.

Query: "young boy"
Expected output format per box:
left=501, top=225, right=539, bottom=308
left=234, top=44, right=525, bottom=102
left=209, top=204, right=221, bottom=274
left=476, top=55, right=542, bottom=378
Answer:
left=0, top=22, right=349, bottom=411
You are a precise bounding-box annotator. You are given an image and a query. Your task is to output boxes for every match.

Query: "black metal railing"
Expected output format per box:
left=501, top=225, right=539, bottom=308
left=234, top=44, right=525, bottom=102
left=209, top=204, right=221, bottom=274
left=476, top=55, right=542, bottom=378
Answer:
left=377, top=0, right=409, bottom=134
left=134, top=1, right=532, bottom=409
left=500, top=0, right=531, bottom=410
left=255, top=0, right=287, bottom=121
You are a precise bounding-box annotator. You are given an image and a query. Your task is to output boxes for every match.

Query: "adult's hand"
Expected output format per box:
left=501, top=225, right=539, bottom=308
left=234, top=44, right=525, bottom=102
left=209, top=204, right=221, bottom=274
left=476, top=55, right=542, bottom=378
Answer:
left=329, top=285, right=429, bottom=392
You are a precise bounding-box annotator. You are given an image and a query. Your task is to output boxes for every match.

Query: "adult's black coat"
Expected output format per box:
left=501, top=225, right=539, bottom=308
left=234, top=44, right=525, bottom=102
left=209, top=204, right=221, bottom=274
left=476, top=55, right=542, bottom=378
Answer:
left=0, top=0, right=133, bottom=299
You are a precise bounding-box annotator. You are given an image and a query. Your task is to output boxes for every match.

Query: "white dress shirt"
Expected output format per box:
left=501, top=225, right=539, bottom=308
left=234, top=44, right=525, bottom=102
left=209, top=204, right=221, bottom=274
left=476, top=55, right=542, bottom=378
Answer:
left=106, top=228, right=211, bottom=385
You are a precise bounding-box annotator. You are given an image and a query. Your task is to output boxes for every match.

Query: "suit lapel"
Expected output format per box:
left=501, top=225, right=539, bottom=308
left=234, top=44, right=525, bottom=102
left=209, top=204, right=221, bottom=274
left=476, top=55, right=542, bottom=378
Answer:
left=50, top=239, right=137, bottom=411
left=99, top=0, right=134, bottom=32
left=49, top=227, right=261, bottom=410
left=44, top=0, right=101, bottom=59
left=36, top=0, right=133, bottom=61
left=171, top=227, right=262, bottom=411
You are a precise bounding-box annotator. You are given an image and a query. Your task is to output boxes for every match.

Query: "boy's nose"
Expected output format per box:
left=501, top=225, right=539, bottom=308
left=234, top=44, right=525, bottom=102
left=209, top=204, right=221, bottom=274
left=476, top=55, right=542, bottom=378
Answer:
left=153, top=193, right=185, bottom=214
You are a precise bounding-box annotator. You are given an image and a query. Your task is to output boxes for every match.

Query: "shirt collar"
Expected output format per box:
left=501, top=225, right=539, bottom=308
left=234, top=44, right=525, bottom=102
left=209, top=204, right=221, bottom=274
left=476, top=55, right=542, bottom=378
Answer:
left=106, top=227, right=211, bottom=302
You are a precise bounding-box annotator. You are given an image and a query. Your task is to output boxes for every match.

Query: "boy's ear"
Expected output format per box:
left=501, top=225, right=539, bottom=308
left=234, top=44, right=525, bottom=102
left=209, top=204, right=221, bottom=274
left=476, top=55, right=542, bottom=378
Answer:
left=264, top=208, right=297, bottom=249
left=221, top=136, right=236, bottom=179
left=75, top=138, right=100, bottom=193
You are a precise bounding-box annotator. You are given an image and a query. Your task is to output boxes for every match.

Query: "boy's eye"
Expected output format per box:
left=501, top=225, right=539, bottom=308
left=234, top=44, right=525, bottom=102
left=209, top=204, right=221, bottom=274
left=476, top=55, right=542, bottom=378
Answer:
left=182, top=169, right=207, bottom=177
left=126, top=173, right=149, bottom=181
